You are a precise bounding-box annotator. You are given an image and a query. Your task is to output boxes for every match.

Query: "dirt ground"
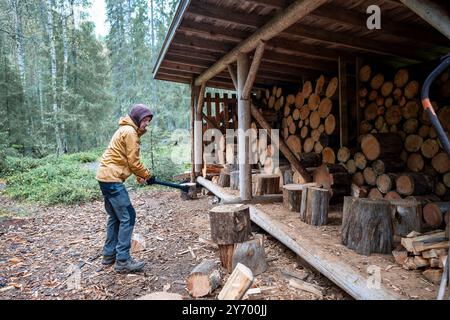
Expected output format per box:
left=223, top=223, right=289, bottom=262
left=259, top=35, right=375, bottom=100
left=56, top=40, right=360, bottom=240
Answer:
left=0, top=187, right=351, bottom=300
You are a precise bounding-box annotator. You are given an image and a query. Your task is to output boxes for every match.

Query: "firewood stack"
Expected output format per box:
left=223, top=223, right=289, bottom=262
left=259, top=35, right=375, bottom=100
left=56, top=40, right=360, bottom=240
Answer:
left=354, top=65, right=450, bottom=202
left=253, top=75, right=339, bottom=171
left=392, top=230, right=448, bottom=285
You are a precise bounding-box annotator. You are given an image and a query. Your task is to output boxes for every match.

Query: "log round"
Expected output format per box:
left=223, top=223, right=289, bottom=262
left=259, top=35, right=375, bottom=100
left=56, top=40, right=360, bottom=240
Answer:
left=406, top=153, right=424, bottom=172
left=326, top=77, right=338, bottom=98
left=187, top=260, right=221, bottom=298
left=363, top=167, right=377, bottom=186
left=384, top=191, right=402, bottom=200
left=337, top=147, right=351, bottom=163
left=431, top=152, right=450, bottom=174
left=342, top=197, right=394, bottom=255
left=394, top=69, right=409, bottom=88
left=318, top=98, right=332, bottom=118
left=395, top=173, right=436, bottom=196
left=423, top=202, right=450, bottom=228
left=255, top=174, right=281, bottom=195
left=354, top=152, right=367, bottom=170
left=368, top=188, right=384, bottom=200
left=209, top=204, right=252, bottom=245
left=359, top=65, right=371, bottom=82
left=295, top=92, right=305, bottom=108
left=302, top=81, right=313, bottom=98
left=282, top=184, right=305, bottom=212
left=304, top=187, right=330, bottom=226
left=361, top=133, right=403, bottom=161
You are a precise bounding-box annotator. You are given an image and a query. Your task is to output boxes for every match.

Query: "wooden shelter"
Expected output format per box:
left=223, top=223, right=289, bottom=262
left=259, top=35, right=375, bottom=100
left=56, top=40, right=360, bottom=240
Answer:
left=153, top=0, right=450, bottom=299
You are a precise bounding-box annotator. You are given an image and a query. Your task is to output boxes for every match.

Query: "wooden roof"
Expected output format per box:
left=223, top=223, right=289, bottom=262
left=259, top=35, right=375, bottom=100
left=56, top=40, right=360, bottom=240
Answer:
left=152, top=0, right=450, bottom=90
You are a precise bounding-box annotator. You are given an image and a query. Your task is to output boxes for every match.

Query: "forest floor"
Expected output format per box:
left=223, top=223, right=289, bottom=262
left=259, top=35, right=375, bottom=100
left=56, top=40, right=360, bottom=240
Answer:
left=0, top=188, right=350, bottom=300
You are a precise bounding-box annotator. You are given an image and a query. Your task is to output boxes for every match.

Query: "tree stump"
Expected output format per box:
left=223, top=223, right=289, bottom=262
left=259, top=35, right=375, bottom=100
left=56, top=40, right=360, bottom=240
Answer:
left=303, top=187, right=330, bottom=226
left=180, top=183, right=197, bottom=200
left=342, top=197, right=394, bottom=255
left=218, top=170, right=230, bottom=187
left=186, top=260, right=221, bottom=298
left=230, top=171, right=239, bottom=190
left=254, top=174, right=281, bottom=196
left=389, top=199, right=422, bottom=237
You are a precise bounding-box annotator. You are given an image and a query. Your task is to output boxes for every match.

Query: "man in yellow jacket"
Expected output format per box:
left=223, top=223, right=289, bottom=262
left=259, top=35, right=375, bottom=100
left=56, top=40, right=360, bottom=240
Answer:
left=96, top=104, right=153, bottom=273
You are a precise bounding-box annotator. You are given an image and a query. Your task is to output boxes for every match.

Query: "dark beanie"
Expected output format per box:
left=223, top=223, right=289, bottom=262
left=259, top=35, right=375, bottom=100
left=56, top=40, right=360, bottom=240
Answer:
left=129, top=104, right=153, bottom=126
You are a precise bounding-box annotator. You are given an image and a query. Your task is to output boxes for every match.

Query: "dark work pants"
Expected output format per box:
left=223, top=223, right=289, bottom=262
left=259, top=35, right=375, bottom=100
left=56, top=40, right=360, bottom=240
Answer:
left=98, top=182, right=136, bottom=261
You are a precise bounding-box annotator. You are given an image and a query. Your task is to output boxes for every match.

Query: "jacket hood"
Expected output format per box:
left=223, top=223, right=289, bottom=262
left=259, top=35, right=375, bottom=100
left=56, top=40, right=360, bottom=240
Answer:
left=119, top=115, right=139, bottom=130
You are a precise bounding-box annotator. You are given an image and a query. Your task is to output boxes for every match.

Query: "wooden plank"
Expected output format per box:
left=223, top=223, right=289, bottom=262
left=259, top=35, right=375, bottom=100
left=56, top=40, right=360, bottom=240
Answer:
left=248, top=206, right=402, bottom=300
left=339, top=57, right=348, bottom=147
left=194, top=0, right=329, bottom=86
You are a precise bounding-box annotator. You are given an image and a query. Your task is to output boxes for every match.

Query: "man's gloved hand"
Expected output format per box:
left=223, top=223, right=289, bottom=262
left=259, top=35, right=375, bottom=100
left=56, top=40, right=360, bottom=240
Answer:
left=146, top=176, right=156, bottom=185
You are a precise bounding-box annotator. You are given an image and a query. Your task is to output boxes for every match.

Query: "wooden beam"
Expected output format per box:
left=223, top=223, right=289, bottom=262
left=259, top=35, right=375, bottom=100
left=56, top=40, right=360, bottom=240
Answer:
left=173, top=34, right=232, bottom=53
left=400, top=0, right=450, bottom=40
left=202, top=112, right=220, bottom=130
left=242, top=41, right=266, bottom=100
left=312, top=4, right=450, bottom=47
left=227, top=64, right=238, bottom=90
left=242, top=0, right=286, bottom=10
left=250, top=104, right=312, bottom=182
left=179, top=19, right=247, bottom=43
left=194, top=0, right=329, bottom=86
left=285, top=24, right=426, bottom=62
left=237, top=53, right=252, bottom=201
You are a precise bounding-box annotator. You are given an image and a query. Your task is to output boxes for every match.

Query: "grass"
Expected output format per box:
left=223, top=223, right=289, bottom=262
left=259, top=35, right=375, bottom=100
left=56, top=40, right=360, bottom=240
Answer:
left=0, top=143, right=191, bottom=206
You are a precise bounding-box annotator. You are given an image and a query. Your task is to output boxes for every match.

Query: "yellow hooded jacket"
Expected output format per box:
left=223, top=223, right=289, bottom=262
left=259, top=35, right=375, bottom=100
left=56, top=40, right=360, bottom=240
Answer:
left=96, top=116, right=151, bottom=183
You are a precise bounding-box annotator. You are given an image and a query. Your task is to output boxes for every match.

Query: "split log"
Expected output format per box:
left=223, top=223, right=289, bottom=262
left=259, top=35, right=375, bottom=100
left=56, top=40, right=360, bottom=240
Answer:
left=400, top=231, right=446, bottom=252
left=370, top=73, right=384, bottom=90
left=376, top=173, right=396, bottom=194
left=322, top=147, right=336, bottom=164
left=187, top=260, right=221, bottom=297
left=295, top=92, right=305, bottom=108
left=180, top=183, right=198, bottom=200
left=218, top=263, right=253, bottom=300
left=231, top=235, right=267, bottom=276
left=390, top=199, right=422, bottom=237
left=361, top=133, right=403, bottom=161
left=422, top=269, right=443, bottom=285
left=337, top=147, right=351, bottom=163
left=345, top=159, right=357, bottom=174
left=324, top=114, right=336, bottom=135
left=359, top=65, right=371, bottom=82
left=354, top=152, right=367, bottom=170
left=392, top=246, right=408, bottom=265
left=368, top=188, right=384, bottom=200
left=230, top=171, right=239, bottom=190
left=404, top=81, right=419, bottom=99
left=396, top=173, right=435, bottom=196
left=255, top=174, right=281, bottom=195
left=325, top=77, right=338, bottom=98
left=404, top=135, right=423, bottom=153
left=318, top=98, right=332, bottom=118
left=381, top=81, right=393, bottom=97
left=302, top=81, right=313, bottom=98
left=218, top=170, right=231, bottom=187
left=363, top=167, right=377, bottom=186
left=308, top=94, right=320, bottom=111
left=342, top=197, right=394, bottom=255
left=406, top=153, right=424, bottom=172
left=352, top=172, right=365, bottom=187
left=385, top=191, right=402, bottom=200
left=351, top=184, right=369, bottom=198
left=310, top=111, right=320, bottom=129
left=431, top=152, right=450, bottom=174
left=423, top=202, right=450, bottom=228
left=394, top=69, right=409, bottom=88
left=209, top=204, right=251, bottom=245
left=304, top=187, right=330, bottom=226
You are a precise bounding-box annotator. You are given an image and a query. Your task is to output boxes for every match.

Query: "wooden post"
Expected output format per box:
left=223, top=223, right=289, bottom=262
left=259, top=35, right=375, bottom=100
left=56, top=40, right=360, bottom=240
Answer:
left=338, top=56, right=348, bottom=147
left=190, top=79, right=196, bottom=182
left=194, top=83, right=206, bottom=174
left=237, top=53, right=252, bottom=201
left=400, top=0, right=450, bottom=40
left=242, top=41, right=265, bottom=100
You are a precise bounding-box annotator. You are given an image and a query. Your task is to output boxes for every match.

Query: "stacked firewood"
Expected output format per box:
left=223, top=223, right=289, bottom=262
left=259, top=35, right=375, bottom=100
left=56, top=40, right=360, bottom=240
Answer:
left=355, top=65, right=450, bottom=201
left=254, top=75, right=339, bottom=167
left=392, top=230, right=448, bottom=285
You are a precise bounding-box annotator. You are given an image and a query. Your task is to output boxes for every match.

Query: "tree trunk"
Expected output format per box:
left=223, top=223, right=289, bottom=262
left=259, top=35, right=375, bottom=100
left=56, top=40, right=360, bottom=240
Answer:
left=361, top=133, right=403, bottom=161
